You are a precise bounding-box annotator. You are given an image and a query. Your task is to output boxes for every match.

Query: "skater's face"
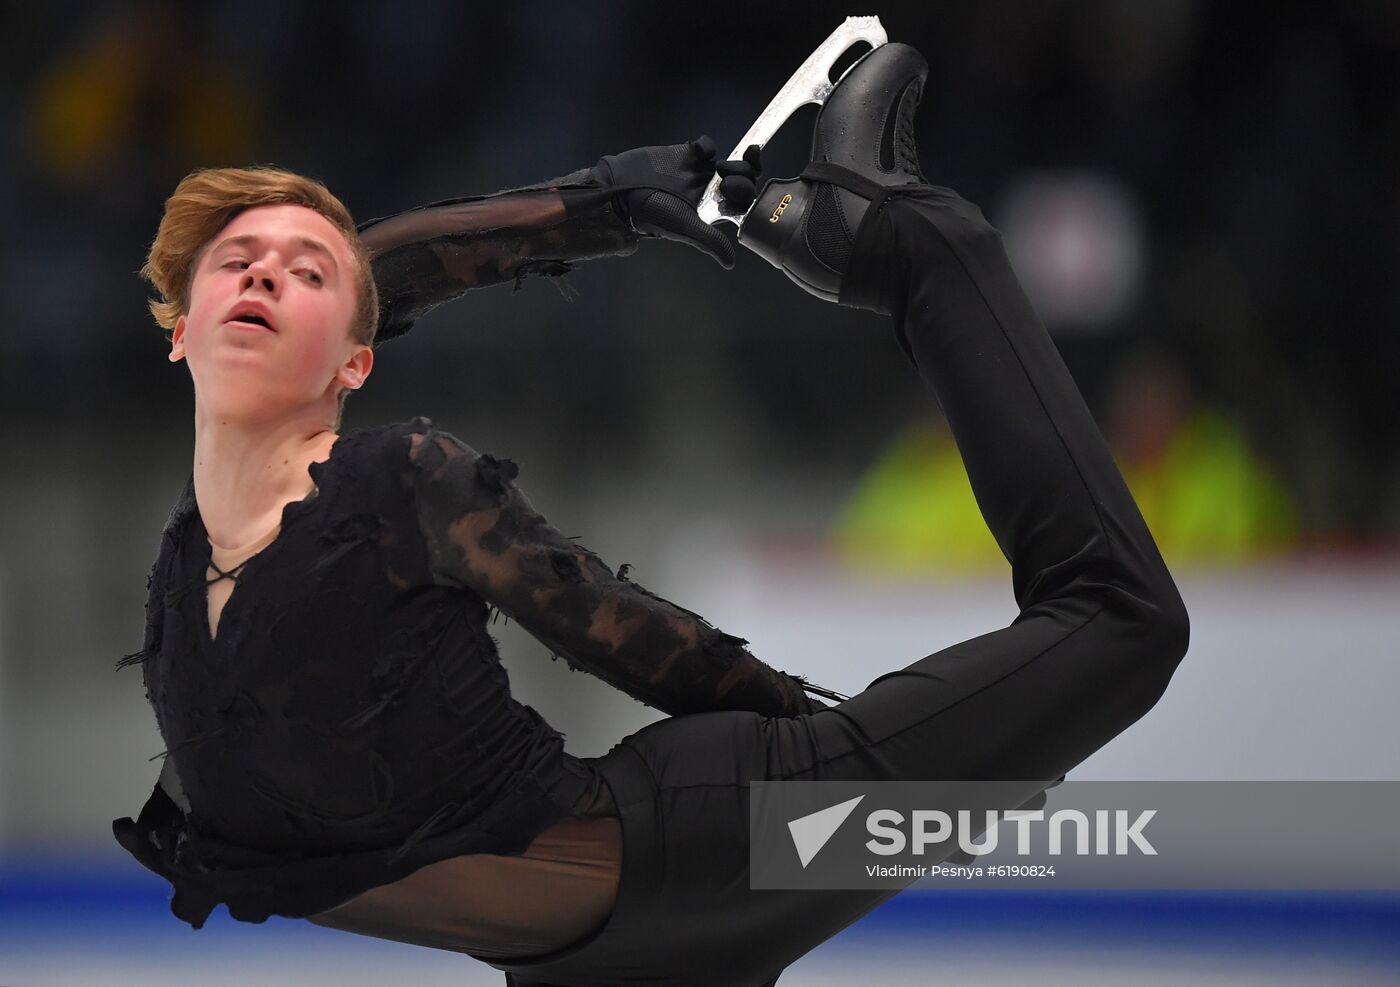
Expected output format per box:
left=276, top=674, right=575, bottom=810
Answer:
left=167, top=203, right=372, bottom=423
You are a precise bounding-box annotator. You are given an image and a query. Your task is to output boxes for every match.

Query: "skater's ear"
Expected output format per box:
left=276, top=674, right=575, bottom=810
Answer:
left=169, top=315, right=186, bottom=363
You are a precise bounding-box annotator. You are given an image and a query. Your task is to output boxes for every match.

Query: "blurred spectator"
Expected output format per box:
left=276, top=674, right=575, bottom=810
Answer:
left=1103, top=345, right=1298, bottom=565
left=831, top=345, right=1298, bottom=576
left=27, top=2, right=258, bottom=202
left=832, top=418, right=1005, bottom=578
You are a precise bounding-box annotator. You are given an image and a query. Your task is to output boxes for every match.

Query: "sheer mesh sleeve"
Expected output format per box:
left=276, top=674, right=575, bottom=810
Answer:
left=359, top=168, right=640, bottom=344
left=405, top=422, right=835, bottom=718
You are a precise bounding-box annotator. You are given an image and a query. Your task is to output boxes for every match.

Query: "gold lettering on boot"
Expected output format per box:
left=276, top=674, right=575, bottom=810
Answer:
left=769, top=194, right=793, bottom=223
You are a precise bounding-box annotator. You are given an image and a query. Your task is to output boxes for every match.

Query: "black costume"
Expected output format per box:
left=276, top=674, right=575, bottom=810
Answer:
left=115, top=154, right=837, bottom=922
left=113, top=405, right=827, bottom=928
left=115, top=148, right=1187, bottom=982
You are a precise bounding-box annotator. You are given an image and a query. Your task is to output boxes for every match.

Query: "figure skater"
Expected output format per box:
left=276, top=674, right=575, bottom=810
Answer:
left=114, top=42, right=1188, bottom=987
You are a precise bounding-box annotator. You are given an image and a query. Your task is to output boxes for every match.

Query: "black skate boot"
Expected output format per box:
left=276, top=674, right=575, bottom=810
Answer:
left=739, top=42, right=928, bottom=303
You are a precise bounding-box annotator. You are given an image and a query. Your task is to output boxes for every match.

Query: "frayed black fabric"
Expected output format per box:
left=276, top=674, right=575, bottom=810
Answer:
left=357, top=170, right=638, bottom=345
left=112, top=420, right=597, bottom=928
left=113, top=417, right=832, bottom=929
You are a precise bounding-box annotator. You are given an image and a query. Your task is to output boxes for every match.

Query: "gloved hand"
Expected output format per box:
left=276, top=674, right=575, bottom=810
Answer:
left=593, top=136, right=762, bottom=269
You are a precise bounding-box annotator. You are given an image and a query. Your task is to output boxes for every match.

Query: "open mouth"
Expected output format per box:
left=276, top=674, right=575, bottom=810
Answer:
left=227, top=312, right=275, bottom=331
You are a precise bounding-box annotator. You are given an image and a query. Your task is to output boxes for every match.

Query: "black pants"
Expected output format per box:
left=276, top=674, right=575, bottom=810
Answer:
left=483, top=185, right=1190, bottom=986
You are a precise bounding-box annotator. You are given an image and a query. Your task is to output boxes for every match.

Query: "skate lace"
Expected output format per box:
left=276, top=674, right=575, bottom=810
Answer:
left=895, top=78, right=927, bottom=182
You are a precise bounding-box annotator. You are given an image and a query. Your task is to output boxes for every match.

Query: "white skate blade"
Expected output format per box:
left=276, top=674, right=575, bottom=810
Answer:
left=697, top=16, right=888, bottom=227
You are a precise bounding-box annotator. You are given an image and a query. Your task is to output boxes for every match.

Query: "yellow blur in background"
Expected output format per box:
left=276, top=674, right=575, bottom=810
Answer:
left=834, top=407, right=1298, bottom=578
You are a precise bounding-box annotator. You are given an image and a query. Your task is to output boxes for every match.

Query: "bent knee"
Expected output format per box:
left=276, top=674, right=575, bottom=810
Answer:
left=1116, top=583, right=1191, bottom=719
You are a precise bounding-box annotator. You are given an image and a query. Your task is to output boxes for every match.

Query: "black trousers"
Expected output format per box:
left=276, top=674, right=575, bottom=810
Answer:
left=484, top=185, right=1190, bottom=986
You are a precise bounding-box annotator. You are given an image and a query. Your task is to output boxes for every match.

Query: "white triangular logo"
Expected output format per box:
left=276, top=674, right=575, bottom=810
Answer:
left=788, top=795, right=865, bottom=868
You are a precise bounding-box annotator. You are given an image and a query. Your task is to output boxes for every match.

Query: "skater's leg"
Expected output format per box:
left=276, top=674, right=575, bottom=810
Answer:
left=768, top=184, right=1189, bottom=793
left=500, top=47, right=1191, bottom=987
left=488, top=183, right=1193, bottom=987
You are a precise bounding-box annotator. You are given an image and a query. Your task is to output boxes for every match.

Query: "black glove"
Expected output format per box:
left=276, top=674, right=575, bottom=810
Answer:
left=593, top=136, right=762, bottom=269
left=717, top=143, right=763, bottom=213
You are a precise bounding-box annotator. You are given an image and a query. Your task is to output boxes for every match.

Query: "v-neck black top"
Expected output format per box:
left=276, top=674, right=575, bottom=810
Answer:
left=113, top=418, right=600, bottom=928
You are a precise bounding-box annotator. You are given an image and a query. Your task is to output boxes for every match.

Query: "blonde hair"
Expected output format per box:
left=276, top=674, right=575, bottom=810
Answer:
left=143, top=166, right=380, bottom=422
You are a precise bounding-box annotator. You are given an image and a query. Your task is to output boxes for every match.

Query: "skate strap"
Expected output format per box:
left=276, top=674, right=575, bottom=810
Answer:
left=801, top=161, right=898, bottom=211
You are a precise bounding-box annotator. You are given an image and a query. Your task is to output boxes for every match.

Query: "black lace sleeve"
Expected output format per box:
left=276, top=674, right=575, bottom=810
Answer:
left=404, top=422, right=840, bottom=717
left=359, top=168, right=640, bottom=345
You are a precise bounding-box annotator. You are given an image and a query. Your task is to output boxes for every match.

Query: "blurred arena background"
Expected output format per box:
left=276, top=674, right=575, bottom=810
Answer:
left=1, top=0, right=1398, bottom=983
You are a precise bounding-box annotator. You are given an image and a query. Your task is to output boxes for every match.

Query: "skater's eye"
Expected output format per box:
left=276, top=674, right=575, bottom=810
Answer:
left=222, top=259, right=250, bottom=270
left=295, top=268, right=324, bottom=285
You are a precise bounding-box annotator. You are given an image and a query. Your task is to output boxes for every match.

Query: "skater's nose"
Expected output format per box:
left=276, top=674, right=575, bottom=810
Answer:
left=240, top=258, right=280, bottom=297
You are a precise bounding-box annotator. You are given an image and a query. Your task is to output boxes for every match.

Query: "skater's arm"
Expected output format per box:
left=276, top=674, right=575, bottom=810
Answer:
left=405, top=423, right=825, bottom=717
left=360, top=137, right=757, bottom=345
left=359, top=168, right=638, bottom=344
